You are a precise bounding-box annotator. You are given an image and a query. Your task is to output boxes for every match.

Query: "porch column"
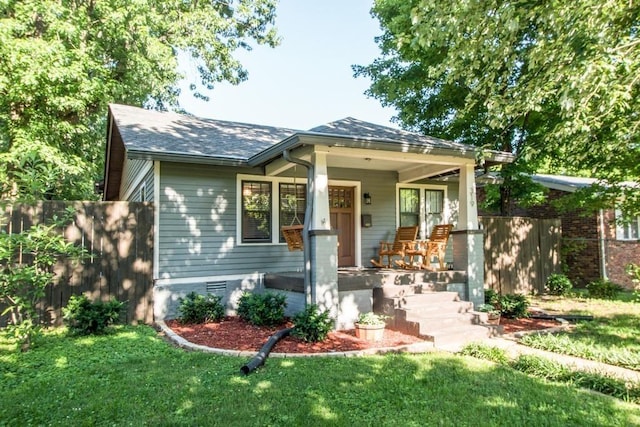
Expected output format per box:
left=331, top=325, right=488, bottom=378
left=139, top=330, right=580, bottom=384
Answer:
left=309, top=152, right=339, bottom=323
left=452, top=164, right=484, bottom=308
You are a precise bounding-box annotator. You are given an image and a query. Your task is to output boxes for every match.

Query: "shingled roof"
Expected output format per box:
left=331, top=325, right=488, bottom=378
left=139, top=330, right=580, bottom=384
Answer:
left=109, top=103, right=300, bottom=161
left=309, top=117, right=472, bottom=151
left=108, top=104, right=482, bottom=164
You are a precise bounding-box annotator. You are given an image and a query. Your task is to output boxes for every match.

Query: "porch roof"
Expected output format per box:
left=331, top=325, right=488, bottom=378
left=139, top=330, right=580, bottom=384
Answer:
left=104, top=104, right=513, bottom=199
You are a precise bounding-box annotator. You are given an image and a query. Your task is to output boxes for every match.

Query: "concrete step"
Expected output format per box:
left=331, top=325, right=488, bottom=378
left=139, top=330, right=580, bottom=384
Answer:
left=420, top=324, right=496, bottom=348
left=396, top=302, right=474, bottom=319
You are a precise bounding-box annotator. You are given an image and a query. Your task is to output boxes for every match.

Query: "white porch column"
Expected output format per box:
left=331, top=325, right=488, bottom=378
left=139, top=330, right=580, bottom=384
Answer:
left=311, top=152, right=331, bottom=230
left=458, top=163, right=479, bottom=230
left=309, top=151, right=338, bottom=325
left=452, top=164, right=484, bottom=308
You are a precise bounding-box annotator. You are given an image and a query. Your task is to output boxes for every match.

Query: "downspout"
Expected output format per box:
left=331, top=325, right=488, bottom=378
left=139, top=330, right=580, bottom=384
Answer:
left=283, top=149, right=313, bottom=306
left=599, top=209, right=608, bottom=280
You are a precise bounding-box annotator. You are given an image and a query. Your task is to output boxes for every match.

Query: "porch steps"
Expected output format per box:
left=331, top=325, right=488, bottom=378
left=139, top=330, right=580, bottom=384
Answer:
left=374, top=286, right=501, bottom=350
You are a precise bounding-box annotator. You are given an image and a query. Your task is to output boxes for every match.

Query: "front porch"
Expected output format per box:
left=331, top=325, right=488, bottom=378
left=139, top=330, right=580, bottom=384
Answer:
left=266, top=268, right=468, bottom=294
left=266, top=268, right=498, bottom=348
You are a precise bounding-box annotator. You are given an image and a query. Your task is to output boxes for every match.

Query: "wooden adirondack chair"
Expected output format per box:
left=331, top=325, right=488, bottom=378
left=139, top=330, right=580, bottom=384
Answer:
left=370, top=225, right=419, bottom=268
left=404, top=224, right=453, bottom=271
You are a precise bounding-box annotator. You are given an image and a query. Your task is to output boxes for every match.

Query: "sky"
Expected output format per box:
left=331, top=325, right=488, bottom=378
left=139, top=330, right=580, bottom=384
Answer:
left=177, top=0, right=398, bottom=130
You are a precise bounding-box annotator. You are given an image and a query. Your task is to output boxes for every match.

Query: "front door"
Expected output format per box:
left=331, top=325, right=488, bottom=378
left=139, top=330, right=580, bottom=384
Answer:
left=329, top=186, right=355, bottom=267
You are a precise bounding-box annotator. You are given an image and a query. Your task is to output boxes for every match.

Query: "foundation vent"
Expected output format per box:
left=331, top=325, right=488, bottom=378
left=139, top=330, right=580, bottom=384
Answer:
left=206, top=281, right=227, bottom=297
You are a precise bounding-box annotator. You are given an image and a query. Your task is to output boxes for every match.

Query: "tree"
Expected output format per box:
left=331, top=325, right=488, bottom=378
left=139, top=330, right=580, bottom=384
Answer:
left=0, top=0, right=279, bottom=201
left=355, top=0, right=639, bottom=216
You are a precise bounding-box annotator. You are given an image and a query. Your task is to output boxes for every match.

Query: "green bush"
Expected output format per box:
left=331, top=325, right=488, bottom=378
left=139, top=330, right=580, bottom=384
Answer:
left=178, top=292, right=224, bottom=324
left=291, top=304, right=333, bottom=342
left=0, top=209, right=87, bottom=349
left=237, top=292, right=287, bottom=326
left=626, top=263, right=640, bottom=302
left=545, top=273, right=573, bottom=296
left=63, top=294, right=125, bottom=335
left=586, top=279, right=622, bottom=299
left=484, top=288, right=499, bottom=306
left=497, top=293, right=530, bottom=318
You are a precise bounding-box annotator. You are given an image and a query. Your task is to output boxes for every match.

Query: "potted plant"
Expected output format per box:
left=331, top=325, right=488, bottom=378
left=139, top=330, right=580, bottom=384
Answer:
left=477, top=303, right=501, bottom=325
left=355, top=312, right=388, bottom=342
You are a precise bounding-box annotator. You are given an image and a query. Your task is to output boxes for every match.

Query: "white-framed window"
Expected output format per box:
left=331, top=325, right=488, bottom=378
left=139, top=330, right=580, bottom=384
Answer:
left=241, top=180, right=272, bottom=243
left=615, top=209, right=640, bottom=240
left=237, top=175, right=307, bottom=245
left=397, top=184, right=448, bottom=239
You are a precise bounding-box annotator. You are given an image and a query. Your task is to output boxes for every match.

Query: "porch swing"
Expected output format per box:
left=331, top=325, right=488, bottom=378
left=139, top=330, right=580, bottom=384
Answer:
left=281, top=173, right=304, bottom=251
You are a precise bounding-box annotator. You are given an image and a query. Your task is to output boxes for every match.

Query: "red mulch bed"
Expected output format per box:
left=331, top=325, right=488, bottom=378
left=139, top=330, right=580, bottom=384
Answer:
left=165, top=315, right=560, bottom=354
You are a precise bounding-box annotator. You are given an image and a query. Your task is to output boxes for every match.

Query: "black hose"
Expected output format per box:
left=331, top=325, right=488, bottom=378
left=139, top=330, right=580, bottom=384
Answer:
left=240, top=327, right=293, bottom=375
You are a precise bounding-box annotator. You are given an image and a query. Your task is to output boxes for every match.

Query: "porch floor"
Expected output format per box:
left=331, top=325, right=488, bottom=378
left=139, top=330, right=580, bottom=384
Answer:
left=265, top=268, right=467, bottom=293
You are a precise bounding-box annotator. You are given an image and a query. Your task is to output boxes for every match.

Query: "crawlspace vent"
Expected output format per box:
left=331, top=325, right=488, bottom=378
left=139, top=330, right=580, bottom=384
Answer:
left=206, top=281, right=227, bottom=297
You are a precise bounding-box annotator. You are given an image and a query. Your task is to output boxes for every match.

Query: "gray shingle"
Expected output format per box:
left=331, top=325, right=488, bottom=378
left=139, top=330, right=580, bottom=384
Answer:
left=110, top=104, right=475, bottom=163
left=308, top=117, right=471, bottom=150
left=110, top=104, right=301, bottom=160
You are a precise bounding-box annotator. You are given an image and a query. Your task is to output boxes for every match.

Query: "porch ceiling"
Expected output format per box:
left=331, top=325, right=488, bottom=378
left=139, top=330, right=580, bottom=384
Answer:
left=265, top=145, right=473, bottom=183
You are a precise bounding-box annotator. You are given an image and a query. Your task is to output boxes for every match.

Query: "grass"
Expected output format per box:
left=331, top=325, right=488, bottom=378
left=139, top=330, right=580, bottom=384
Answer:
left=1, top=326, right=639, bottom=426
left=521, top=293, right=640, bottom=371
left=461, top=343, right=640, bottom=404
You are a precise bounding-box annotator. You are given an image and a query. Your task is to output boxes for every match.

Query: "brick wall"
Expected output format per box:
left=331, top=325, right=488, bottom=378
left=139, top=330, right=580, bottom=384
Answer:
left=477, top=186, right=640, bottom=289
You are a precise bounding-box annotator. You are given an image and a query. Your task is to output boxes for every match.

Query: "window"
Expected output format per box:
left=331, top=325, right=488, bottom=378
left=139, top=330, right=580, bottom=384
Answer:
left=399, top=188, right=419, bottom=227
left=616, top=210, right=640, bottom=240
left=241, top=181, right=272, bottom=243
left=279, top=183, right=306, bottom=242
left=398, top=186, right=446, bottom=239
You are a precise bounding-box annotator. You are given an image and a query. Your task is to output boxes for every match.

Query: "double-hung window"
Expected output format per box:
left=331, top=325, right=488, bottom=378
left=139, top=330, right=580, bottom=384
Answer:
left=241, top=181, right=272, bottom=243
left=398, top=185, right=446, bottom=239
left=240, top=177, right=307, bottom=245
left=279, top=183, right=306, bottom=243
left=615, top=209, right=640, bottom=240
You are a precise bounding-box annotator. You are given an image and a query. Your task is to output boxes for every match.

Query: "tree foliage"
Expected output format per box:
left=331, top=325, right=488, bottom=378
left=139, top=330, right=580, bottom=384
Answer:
left=355, top=0, right=639, bottom=215
left=0, top=0, right=278, bottom=201
left=0, top=208, right=87, bottom=350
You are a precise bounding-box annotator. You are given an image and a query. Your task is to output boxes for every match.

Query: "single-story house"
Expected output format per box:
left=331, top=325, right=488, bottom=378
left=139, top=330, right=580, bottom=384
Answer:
left=478, top=173, right=639, bottom=289
left=102, top=104, right=513, bottom=327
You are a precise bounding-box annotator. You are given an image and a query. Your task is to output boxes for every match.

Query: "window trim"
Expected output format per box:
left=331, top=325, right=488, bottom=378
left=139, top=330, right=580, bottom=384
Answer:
left=237, top=174, right=308, bottom=246
left=615, top=209, right=640, bottom=241
left=396, top=183, right=449, bottom=240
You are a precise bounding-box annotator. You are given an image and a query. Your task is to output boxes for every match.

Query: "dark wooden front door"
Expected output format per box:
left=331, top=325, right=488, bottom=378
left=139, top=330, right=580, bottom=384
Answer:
left=329, top=186, right=355, bottom=267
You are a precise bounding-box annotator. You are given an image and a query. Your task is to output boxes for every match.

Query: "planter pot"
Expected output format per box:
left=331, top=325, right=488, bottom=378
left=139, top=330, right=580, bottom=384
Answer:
left=355, top=323, right=385, bottom=342
left=486, top=314, right=501, bottom=325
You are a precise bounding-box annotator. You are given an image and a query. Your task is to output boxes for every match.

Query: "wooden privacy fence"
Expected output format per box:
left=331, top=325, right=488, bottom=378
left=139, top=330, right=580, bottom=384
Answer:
left=481, top=216, right=561, bottom=295
left=1, top=201, right=154, bottom=327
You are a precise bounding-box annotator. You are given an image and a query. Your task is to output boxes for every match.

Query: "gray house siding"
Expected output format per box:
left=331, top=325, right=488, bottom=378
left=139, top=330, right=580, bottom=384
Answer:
left=157, top=162, right=304, bottom=281
left=154, top=162, right=464, bottom=319
left=120, top=158, right=152, bottom=201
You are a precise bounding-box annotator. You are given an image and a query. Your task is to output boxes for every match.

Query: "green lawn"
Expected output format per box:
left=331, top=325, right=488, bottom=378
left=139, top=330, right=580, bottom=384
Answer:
left=522, top=294, right=640, bottom=370
left=1, top=326, right=639, bottom=426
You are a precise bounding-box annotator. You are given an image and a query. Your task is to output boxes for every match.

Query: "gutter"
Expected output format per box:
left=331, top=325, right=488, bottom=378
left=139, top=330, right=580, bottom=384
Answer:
left=599, top=209, right=608, bottom=280
left=283, top=149, right=313, bottom=306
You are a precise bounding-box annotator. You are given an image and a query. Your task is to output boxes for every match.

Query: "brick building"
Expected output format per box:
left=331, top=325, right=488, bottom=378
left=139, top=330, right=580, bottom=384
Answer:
left=478, top=174, right=639, bottom=290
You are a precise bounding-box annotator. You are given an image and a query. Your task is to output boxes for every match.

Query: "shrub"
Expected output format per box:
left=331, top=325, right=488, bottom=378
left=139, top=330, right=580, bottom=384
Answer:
left=63, top=294, right=125, bottom=335
left=0, top=209, right=87, bottom=349
left=291, top=304, right=333, bottom=342
left=626, top=263, right=640, bottom=302
left=586, top=279, right=622, bottom=299
left=484, top=288, right=499, bottom=306
left=545, top=273, right=573, bottom=296
left=178, top=292, right=224, bottom=324
left=497, top=293, right=530, bottom=318
left=237, top=292, right=287, bottom=326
